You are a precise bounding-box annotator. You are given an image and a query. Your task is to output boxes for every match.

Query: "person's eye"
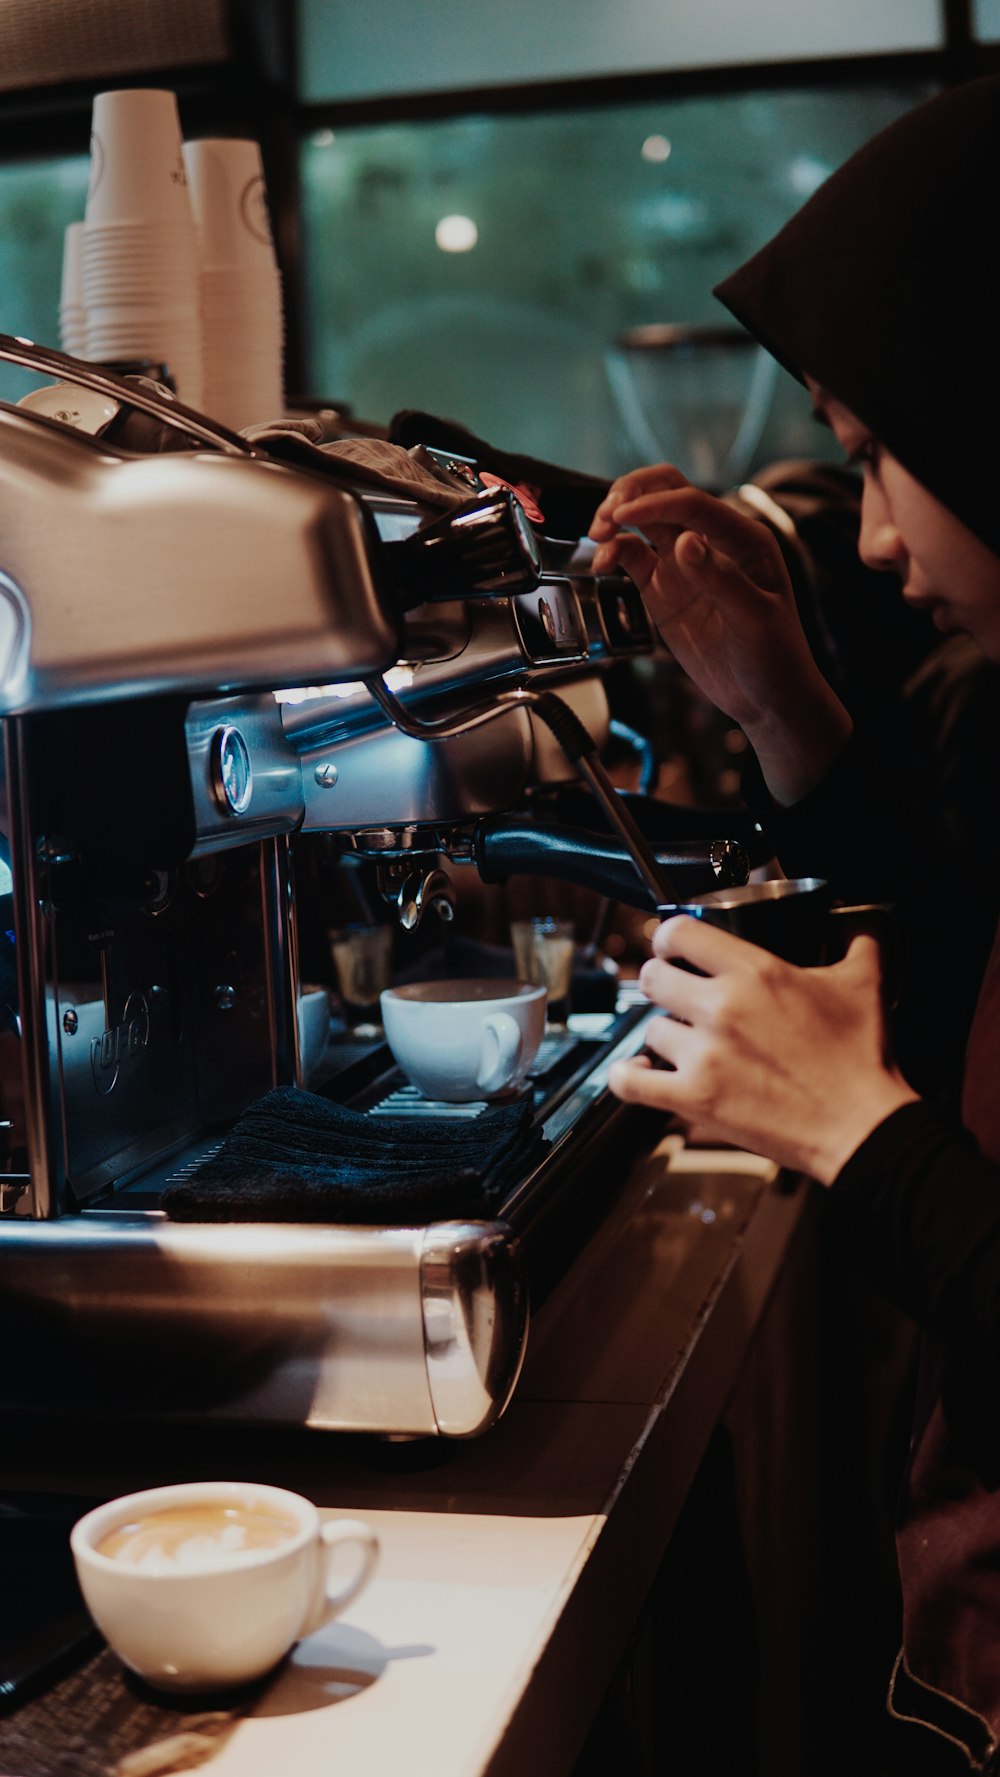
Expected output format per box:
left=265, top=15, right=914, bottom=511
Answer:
left=847, top=438, right=882, bottom=472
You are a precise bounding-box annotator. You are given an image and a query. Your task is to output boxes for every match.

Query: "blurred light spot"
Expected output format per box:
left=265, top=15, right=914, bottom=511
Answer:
left=311, top=128, right=335, bottom=148
left=435, top=213, right=478, bottom=253
left=642, top=918, right=660, bottom=941
left=639, top=191, right=707, bottom=241
left=642, top=134, right=672, bottom=163
left=788, top=154, right=830, bottom=197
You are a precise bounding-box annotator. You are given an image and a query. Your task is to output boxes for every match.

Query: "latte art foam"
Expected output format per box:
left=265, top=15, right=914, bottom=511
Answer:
left=96, top=1503, right=299, bottom=1573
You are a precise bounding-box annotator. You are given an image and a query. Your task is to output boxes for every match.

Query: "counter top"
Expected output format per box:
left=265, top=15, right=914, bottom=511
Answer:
left=0, top=1133, right=811, bottom=1777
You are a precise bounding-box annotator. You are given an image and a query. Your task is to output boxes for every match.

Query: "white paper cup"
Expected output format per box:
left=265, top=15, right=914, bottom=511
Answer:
left=60, top=305, right=88, bottom=356
left=380, top=977, right=546, bottom=1102
left=71, top=1481, right=379, bottom=1692
left=195, top=237, right=286, bottom=426
left=86, top=89, right=192, bottom=227
left=184, top=137, right=277, bottom=267
left=60, top=221, right=85, bottom=309
left=81, top=227, right=199, bottom=301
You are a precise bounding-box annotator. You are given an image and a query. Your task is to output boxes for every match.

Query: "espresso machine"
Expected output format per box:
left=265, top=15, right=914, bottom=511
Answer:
left=0, top=338, right=750, bottom=1438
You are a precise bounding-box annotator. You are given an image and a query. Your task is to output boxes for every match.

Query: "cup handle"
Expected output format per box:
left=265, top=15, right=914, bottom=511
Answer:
left=476, top=1012, right=523, bottom=1094
left=302, top=1519, right=380, bottom=1636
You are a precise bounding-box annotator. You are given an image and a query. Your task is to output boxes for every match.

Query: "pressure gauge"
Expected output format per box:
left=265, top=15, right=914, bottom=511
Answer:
left=210, top=726, right=253, bottom=816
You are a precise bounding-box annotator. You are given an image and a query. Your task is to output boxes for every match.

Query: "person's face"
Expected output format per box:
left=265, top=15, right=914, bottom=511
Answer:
left=806, top=378, right=1000, bottom=663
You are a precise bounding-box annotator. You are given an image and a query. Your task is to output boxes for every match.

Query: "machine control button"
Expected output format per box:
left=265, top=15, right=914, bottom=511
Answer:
left=211, top=726, right=253, bottom=816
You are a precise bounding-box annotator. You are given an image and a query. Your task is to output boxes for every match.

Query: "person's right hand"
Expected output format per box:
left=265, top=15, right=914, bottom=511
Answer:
left=608, top=915, right=919, bottom=1184
left=589, top=464, right=852, bottom=803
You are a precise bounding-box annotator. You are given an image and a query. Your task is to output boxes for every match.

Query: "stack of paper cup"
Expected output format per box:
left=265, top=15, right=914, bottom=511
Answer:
left=59, top=222, right=87, bottom=356
left=82, top=88, right=202, bottom=405
left=183, top=137, right=285, bottom=430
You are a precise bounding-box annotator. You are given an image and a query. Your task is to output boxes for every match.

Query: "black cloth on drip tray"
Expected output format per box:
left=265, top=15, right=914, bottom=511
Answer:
left=161, top=1085, right=548, bottom=1224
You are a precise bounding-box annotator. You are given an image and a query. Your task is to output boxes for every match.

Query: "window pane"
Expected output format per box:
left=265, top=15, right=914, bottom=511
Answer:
left=298, top=0, right=943, bottom=103
left=0, top=156, right=89, bottom=405
left=973, top=0, right=1000, bottom=39
left=300, top=83, right=935, bottom=484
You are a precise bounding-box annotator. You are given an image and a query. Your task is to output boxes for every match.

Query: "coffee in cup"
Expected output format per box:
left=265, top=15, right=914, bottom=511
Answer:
left=71, top=1481, right=379, bottom=1692
left=380, top=977, right=546, bottom=1103
left=95, top=1499, right=299, bottom=1569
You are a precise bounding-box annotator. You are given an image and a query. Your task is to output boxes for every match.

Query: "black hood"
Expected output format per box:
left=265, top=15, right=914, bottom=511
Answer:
left=714, top=76, right=1000, bottom=557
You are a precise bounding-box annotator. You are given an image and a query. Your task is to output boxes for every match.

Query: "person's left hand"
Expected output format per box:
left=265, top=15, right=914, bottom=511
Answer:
left=611, top=916, right=919, bottom=1184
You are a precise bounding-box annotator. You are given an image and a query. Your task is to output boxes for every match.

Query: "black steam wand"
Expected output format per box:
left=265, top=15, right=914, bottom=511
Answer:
left=361, top=676, right=680, bottom=914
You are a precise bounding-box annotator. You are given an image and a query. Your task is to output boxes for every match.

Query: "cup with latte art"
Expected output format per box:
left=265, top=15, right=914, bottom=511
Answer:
left=71, top=1480, right=379, bottom=1691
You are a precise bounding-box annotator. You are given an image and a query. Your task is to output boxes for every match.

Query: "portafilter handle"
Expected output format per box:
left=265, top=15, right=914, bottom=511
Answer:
left=386, top=486, right=543, bottom=606
left=0, top=331, right=259, bottom=458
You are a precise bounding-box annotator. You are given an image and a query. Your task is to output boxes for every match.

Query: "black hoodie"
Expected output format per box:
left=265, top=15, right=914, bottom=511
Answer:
left=716, top=78, right=1000, bottom=1771
left=715, top=75, right=1000, bottom=559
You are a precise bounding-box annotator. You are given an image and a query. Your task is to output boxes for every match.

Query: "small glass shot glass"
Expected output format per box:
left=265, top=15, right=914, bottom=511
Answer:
left=328, top=923, right=394, bottom=1040
left=510, top=916, right=575, bottom=1030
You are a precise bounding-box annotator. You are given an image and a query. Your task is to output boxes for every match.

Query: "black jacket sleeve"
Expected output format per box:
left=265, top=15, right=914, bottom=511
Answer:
left=741, top=730, right=994, bottom=1104
left=831, top=1102, right=1000, bottom=1354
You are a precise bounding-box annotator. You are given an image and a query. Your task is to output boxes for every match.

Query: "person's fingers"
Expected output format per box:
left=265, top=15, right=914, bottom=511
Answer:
left=608, top=1048, right=683, bottom=1111
left=637, top=954, right=711, bottom=1023
left=609, top=493, right=786, bottom=590
left=650, top=912, right=782, bottom=977
left=591, top=531, right=665, bottom=587
left=590, top=462, right=691, bottom=531
left=646, top=919, right=888, bottom=1021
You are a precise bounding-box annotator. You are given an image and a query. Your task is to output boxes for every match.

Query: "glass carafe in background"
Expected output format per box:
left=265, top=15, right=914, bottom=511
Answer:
left=605, top=322, right=778, bottom=492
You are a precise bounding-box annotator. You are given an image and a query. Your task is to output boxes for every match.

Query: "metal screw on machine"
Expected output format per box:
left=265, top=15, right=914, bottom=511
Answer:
left=62, top=1009, right=79, bottom=1035
left=214, top=985, right=236, bottom=1012
left=314, top=763, right=339, bottom=788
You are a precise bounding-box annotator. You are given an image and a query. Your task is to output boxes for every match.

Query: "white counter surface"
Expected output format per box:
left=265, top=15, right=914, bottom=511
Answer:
left=171, top=1136, right=806, bottom=1777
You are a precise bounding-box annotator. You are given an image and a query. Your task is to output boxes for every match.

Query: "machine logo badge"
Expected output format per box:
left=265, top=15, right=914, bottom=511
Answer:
left=90, top=991, right=151, bottom=1096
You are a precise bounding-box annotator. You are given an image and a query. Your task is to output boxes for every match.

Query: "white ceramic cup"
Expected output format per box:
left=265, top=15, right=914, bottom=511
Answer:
left=380, top=977, right=546, bottom=1103
left=70, top=1480, right=379, bottom=1692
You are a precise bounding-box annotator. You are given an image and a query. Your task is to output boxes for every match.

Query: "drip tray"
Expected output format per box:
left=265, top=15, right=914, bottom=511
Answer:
left=0, top=1007, right=659, bottom=1435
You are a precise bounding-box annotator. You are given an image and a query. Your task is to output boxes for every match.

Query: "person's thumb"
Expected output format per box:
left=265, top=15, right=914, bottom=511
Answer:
left=835, top=931, right=887, bottom=990
left=674, top=529, right=745, bottom=586
left=675, top=530, right=710, bottom=569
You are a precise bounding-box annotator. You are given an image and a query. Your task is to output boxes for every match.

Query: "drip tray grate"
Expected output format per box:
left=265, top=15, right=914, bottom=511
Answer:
left=367, top=1034, right=573, bottom=1120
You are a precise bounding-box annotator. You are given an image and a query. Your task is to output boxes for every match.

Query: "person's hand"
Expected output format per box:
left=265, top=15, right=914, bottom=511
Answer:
left=610, top=915, right=919, bottom=1184
left=589, top=464, right=852, bottom=803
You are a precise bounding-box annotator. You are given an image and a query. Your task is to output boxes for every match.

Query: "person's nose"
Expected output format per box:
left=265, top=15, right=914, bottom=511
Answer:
left=858, top=480, right=906, bottom=575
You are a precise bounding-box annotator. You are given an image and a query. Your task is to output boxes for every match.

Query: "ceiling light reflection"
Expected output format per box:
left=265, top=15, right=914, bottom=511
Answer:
left=435, top=214, right=478, bottom=253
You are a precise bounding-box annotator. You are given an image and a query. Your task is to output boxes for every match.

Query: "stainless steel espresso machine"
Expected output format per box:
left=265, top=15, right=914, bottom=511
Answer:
left=0, top=339, right=749, bottom=1438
